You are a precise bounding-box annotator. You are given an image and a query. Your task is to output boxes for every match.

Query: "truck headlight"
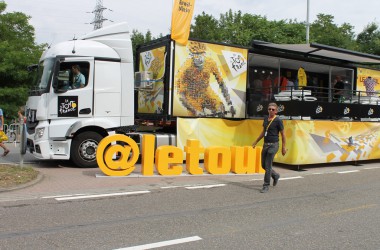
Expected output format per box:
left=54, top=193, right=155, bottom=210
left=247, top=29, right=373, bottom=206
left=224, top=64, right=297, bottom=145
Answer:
left=35, top=127, right=45, bottom=140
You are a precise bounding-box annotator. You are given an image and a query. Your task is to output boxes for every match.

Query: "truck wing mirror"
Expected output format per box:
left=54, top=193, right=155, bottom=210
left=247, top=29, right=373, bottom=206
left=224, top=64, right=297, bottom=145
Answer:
left=53, top=76, right=68, bottom=93
left=52, top=76, right=58, bottom=89
left=27, top=64, right=38, bottom=72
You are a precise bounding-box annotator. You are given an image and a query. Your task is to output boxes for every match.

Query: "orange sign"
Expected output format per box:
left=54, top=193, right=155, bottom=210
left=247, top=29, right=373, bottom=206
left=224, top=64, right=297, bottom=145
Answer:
left=171, top=0, right=195, bottom=45
left=96, top=134, right=263, bottom=176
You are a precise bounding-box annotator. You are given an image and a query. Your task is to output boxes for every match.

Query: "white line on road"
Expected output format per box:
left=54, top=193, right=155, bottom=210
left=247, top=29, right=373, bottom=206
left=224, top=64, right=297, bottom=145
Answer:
left=337, top=170, right=360, bottom=174
left=115, top=236, right=202, bottom=250
left=160, top=185, right=193, bottom=189
left=185, top=184, right=226, bottom=189
left=279, top=176, right=303, bottom=180
left=55, top=191, right=150, bottom=201
left=364, top=166, right=380, bottom=170
left=41, top=194, right=87, bottom=199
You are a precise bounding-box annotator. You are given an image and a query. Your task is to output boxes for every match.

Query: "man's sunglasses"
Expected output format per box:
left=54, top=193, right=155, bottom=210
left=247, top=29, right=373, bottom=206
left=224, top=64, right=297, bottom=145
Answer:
left=268, top=108, right=276, bottom=111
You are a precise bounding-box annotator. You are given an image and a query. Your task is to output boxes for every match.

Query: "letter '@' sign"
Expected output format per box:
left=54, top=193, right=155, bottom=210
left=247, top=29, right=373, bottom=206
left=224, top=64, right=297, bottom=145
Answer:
left=96, top=134, right=264, bottom=176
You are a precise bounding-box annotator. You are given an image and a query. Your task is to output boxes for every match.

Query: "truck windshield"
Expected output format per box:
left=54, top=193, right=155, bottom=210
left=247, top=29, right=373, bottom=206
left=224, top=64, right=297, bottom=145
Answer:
left=30, top=58, right=54, bottom=96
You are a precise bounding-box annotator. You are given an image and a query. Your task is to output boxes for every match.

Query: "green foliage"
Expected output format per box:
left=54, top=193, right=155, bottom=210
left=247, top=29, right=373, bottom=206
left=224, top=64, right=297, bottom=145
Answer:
left=131, top=8, right=380, bottom=60
left=0, top=1, right=45, bottom=123
left=189, top=10, right=363, bottom=52
left=309, top=14, right=356, bottom=49
left=0, top=2, right=45, bottom=88
left=191, top=12, right=221, bottom=42
left=356, top=22, right=380, bottom=55
left=0, top=87, right=28, bottom=122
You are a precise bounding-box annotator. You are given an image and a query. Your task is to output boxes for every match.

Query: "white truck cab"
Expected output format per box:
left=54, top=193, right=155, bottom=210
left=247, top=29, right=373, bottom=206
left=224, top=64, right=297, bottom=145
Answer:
left=25, top=22, right=135, bottom=167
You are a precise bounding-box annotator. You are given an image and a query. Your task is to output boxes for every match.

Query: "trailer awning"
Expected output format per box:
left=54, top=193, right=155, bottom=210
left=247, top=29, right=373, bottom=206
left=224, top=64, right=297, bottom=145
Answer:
left=251, top=41, right=380, bottom=64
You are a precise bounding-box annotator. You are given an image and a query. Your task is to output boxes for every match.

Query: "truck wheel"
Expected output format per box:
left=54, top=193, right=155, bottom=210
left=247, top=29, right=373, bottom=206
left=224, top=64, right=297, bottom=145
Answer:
left=71, top=131, right=103, bottom=168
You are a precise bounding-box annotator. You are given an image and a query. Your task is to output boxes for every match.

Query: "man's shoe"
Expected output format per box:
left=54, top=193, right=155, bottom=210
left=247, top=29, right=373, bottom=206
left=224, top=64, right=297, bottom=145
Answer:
left=2, top=150, right=9, bottom=157
left=273, top=174, right=280, bottom=186
left=260, top=186, right=269, bottom=193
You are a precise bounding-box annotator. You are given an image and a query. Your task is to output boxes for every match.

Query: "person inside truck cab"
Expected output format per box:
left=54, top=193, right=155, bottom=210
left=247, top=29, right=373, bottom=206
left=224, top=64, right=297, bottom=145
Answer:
left=70, top=65, right=85, bottom=89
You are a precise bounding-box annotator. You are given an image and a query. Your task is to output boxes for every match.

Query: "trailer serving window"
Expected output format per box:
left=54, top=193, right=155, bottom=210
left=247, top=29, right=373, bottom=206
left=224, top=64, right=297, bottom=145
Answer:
left=248, top=54, right=279, bottom=102
left=330, top=67, right=354, bottom=102
left=248, top=53, right=354, bottom=104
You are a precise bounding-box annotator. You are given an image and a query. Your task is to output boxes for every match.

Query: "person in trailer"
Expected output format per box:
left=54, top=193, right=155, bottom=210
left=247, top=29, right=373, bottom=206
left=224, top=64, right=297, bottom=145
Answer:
left=333, top=75, right=345, bottom=102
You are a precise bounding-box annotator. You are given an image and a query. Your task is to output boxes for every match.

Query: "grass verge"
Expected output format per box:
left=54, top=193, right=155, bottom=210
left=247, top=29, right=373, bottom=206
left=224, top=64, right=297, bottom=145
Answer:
left=0, top=164, right=39, bottom=189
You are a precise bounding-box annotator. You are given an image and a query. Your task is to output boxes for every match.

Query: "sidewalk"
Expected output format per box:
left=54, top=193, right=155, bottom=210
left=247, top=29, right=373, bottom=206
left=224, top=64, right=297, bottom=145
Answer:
left=1, top=142, right=377, bottom=201
left=0, top=143, right=261, bottom=198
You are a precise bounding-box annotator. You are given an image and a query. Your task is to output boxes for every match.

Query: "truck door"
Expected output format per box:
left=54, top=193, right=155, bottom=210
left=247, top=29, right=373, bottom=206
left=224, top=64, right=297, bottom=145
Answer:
left=48, top=57, right=94, bottom=120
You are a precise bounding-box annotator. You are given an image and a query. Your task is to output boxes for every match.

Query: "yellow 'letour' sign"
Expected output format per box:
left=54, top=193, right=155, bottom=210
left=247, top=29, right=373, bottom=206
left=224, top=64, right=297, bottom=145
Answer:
left=96, top=134, right=263, bottom=176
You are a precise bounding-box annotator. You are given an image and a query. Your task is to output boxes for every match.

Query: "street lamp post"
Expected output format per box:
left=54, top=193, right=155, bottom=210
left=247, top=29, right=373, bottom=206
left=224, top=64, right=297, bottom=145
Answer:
left=306, top=0, right=310, bottom=44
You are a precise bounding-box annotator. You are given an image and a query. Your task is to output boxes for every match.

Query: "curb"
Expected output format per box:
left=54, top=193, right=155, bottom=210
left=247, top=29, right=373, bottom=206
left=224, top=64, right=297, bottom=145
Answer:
left=0, top=172, right=44, bottom=193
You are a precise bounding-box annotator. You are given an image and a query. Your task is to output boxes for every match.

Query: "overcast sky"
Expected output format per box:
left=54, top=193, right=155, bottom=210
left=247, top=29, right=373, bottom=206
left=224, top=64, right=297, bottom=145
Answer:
left=4, top=0, right=380, bottom=45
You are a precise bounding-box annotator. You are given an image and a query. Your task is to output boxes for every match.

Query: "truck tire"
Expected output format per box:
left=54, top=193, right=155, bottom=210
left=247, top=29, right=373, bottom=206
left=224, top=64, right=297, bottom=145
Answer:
left=71, top=131, right=103, bottom=168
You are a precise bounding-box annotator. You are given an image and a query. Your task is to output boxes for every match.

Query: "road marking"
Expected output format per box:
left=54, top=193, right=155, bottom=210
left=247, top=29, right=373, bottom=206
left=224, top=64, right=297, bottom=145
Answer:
left=364, top=166, right=380, bottom=170
left=55, top=191, right=150, bottom=201
left=322, top=204, right=377, bottom=216
left=337, top=170, right=360, bottom=174
left=185, top=184, right=226, bottom=189
left=41, top=194, right=87, bottom=199
left=311, top=173, right=323, bottom=175
left=160, top=185, right=192, bottom=189
left=279, top=176, right=303, bottom=180
left=115, top=236, right=202, bottom=250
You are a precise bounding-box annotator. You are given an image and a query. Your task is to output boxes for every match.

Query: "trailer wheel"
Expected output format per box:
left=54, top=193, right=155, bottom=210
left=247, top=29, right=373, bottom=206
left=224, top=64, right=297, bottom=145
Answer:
left=71, top=131, right=103, bottom=168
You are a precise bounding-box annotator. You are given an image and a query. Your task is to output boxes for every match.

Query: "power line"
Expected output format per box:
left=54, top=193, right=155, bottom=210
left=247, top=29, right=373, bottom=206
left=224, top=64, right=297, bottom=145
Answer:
left=87, top=0, right=113, bottom=30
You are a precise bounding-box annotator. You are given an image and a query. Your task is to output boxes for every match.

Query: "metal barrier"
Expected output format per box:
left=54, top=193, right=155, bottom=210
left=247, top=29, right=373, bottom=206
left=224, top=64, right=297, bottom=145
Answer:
left=2, top=123, right=21, bottom=143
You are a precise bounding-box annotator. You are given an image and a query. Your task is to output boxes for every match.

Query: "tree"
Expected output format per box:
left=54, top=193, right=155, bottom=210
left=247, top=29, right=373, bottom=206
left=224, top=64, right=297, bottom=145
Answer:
left=0, top=87, right=28, bottom=121
left=0, top=1, right=45, bottom=88
left=356, top=22, right=380, bottom=55
left=269, top=19, right=305, bottom=44
left=190, top=12, right=221, bottom=42
left=309, top=14, right=356, bottom=49
left=190, top=10, right=305, bottom=46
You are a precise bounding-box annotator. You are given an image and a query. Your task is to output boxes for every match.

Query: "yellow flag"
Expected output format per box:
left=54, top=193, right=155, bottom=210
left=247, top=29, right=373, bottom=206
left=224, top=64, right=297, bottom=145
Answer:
left=171, top=0, right=195, bottom=45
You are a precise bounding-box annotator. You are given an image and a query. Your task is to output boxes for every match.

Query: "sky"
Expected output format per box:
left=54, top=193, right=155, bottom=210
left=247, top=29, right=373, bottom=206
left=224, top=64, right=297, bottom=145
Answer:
left=3, top=0, right=380, bottom=45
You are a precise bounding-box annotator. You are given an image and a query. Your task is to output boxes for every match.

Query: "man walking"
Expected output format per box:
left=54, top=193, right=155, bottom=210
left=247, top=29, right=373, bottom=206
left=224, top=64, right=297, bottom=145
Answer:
left=252, top=103, right=287, bottom=193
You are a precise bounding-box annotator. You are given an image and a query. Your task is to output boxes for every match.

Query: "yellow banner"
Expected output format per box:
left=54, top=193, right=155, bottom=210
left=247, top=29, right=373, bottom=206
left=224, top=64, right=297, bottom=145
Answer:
left=356, top=67, right=380, bottom=96
left=171, top=0, right=195, bottom=45
left=173, top=41, right=248, bottom=118
left=138, top=46, right=166, bottom=114
left=177, top=118, right=380, bottom=165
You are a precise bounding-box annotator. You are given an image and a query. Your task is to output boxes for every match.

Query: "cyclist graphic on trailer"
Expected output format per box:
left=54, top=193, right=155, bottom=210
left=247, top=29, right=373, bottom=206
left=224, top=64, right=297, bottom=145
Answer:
left=176, top=41, right=235, bottom=117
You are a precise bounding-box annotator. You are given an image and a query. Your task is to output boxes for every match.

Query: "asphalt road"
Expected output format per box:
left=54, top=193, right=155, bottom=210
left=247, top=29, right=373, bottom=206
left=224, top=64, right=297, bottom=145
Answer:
left=0, top=148, right=379, bottom=250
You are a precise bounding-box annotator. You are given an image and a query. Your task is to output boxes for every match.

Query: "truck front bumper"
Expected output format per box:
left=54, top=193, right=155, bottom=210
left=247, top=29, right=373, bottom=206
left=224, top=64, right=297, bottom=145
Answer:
left=27, top=136, right=71, bottom=160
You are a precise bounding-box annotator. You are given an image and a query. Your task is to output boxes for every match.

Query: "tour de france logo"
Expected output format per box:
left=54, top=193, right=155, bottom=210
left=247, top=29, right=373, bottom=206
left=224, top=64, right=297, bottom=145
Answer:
left=58, top=96, right=78, bottom=117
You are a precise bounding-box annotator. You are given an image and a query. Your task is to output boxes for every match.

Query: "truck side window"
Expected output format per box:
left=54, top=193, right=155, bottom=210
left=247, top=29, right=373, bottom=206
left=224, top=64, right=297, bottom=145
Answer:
left=57, top=62, right=90, bottom=90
